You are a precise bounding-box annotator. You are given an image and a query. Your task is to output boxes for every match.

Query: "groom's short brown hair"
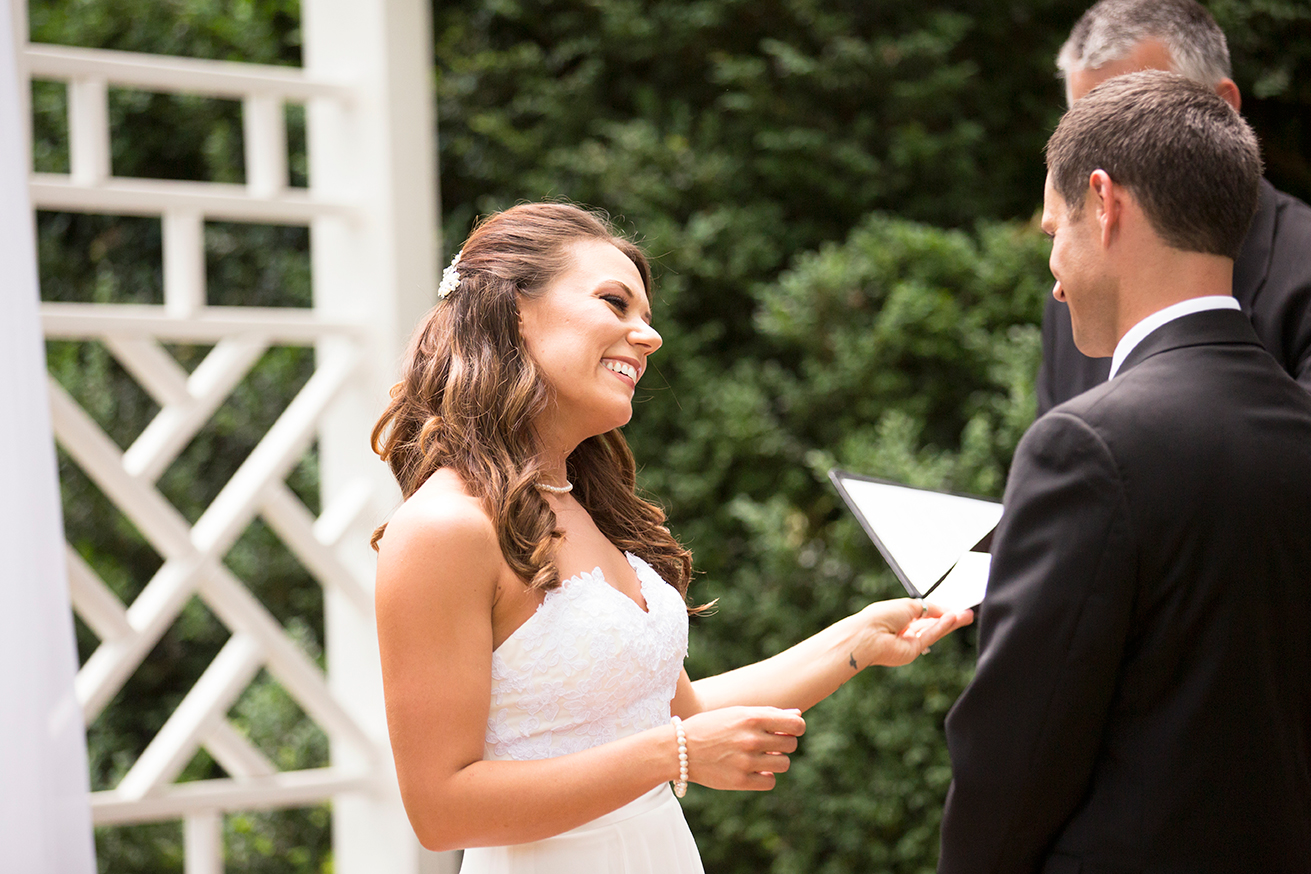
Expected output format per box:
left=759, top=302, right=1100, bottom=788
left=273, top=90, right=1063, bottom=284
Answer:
left=1045, top=69, right=1261, bottom=260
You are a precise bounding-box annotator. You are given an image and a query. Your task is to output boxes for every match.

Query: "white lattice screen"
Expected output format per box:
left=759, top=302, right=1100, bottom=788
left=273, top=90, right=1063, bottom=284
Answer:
left=16, top=1, right=449, bottom=871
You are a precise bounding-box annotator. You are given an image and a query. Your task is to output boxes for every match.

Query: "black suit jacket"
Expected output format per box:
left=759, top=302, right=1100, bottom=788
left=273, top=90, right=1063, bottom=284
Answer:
left=941, top=309, right=1311, bottom=873
left=1037, top=180, right=1311, bottom=414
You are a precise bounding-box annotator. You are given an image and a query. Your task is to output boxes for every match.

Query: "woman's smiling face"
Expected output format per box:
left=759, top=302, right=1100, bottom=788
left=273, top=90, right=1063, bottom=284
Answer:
left=518, top=238, right=663, bottom=442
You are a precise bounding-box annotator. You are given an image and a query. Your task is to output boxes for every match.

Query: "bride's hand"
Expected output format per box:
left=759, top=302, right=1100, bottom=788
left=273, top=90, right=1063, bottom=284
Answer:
left=854, top=598, right=974, bottom=668
left=680, top=706, right=806, bottom=791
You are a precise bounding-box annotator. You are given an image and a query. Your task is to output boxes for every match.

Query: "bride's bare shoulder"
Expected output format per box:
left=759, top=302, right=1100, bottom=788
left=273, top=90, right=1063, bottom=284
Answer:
left=375, top=469, right=499, bottom=602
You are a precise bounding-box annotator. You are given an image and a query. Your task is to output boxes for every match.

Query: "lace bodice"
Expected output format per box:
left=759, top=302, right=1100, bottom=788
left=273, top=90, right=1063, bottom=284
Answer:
left=484, top=552, right=689, bottom=761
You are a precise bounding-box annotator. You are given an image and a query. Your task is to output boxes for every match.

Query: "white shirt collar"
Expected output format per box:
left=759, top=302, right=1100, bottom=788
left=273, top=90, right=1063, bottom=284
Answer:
left=1107, top=296, right=1241, bottom=379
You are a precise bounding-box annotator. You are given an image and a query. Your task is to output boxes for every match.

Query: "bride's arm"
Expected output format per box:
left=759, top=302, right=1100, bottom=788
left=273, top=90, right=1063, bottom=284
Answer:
left=376, top=493, right=804, bottom=853
left=677, top=599, right=973, bottom=715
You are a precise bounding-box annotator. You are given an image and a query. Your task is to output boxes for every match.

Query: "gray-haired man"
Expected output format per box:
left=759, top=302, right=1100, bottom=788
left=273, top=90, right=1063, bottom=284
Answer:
left=1036, top=0, right=1311, bottom=414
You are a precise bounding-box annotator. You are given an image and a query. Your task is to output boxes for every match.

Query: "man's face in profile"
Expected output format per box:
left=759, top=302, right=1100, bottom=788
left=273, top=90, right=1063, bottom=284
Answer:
left=1042, top=173, right=1118, bottom=358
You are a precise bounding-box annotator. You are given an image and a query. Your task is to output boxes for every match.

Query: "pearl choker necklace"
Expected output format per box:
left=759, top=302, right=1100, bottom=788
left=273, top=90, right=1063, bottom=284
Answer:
left=534, top=479, right=573, bottom=495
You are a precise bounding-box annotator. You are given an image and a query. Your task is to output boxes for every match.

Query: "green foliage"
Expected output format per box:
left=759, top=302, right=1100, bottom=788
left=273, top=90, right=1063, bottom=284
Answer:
left=1210, top=0, right=1311, bottom=200
left=30, top=0, right=1311, bottom=871
left=657, top=215, right=1047, bottom=872
left=433, top=0, right=1086, bottom=356
left=29, top=0, right=302, bottom=64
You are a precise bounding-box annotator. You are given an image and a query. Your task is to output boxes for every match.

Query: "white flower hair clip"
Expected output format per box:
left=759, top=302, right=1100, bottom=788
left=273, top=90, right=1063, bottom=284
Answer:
left=437, top=250, right=463, bottom=300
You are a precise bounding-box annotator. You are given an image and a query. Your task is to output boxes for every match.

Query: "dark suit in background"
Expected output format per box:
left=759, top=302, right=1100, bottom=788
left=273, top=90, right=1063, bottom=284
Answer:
left=940, top=308, right=1311, bottom=872
left=1037, top=179, right=1311, bottom=414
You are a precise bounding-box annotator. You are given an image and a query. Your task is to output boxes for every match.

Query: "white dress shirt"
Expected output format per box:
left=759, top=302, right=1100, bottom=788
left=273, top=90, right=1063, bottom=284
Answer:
left=1108, top=296, right=1242, bottom=379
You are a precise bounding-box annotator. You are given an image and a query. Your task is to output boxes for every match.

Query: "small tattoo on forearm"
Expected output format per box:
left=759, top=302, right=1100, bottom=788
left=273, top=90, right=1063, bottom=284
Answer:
left=849, top=652, right=858, bottom=670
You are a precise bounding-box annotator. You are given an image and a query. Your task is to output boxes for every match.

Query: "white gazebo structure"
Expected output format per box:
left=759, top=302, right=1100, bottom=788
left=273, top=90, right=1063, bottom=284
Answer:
left=4, top=0, right=453, bottom=870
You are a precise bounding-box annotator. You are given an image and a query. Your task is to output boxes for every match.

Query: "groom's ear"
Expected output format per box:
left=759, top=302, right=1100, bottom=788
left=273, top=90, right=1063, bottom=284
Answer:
left=1088, top=169, right=1122, bottom=249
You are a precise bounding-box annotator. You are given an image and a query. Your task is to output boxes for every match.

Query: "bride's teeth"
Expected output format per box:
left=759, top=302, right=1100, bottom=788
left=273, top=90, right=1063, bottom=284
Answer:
left=604, top=361, right=637, bottom=380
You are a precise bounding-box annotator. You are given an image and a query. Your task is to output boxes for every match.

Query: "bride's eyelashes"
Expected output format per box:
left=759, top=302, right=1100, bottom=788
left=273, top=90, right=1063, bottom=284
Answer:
left=601, top=292, right=629, bottom=313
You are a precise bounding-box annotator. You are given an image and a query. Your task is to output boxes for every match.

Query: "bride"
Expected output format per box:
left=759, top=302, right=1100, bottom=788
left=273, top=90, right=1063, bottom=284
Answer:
left=371, top=202, right=972, bottom=873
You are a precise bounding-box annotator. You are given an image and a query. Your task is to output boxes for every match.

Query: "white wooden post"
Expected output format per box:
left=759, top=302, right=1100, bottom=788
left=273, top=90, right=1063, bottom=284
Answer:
left=301, top=0, right=449, bottom=872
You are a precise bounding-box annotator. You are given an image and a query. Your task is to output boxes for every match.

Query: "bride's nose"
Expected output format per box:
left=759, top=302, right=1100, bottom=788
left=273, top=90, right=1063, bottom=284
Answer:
left=631, top=321, right=662, bottom=354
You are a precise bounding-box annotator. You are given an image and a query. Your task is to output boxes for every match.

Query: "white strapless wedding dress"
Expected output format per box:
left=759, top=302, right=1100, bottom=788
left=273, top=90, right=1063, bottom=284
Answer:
left=459, top=552, right=705, bottom=874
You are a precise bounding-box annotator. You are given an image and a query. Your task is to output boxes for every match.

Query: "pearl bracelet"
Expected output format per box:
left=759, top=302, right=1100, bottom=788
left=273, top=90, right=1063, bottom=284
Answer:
left=671, top=715, right=689, bottom=798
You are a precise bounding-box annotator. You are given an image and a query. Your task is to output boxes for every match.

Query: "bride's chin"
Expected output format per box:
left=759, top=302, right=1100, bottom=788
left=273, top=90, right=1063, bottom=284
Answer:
left=555, top=392, right=636, bottom=438
left=595, top=410, right=634, bottom=433
left=593, top=407, right=634, bottom=435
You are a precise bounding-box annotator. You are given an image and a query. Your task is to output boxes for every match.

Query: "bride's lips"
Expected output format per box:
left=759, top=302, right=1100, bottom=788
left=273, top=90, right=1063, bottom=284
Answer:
left=602, top=357, right=641, bottom=388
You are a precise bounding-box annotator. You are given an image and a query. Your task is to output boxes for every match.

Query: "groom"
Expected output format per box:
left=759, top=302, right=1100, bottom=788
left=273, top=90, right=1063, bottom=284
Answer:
left=938, top=71, right=1311, bottom=872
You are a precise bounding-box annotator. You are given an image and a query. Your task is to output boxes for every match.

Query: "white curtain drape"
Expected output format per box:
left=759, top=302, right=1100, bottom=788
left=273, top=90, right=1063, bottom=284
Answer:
left=0, top=2, right=97, bottom=870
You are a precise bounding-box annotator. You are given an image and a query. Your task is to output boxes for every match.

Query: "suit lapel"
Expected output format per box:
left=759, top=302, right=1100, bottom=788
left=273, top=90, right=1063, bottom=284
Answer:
left=1117, top=308, right=1263, bottom=377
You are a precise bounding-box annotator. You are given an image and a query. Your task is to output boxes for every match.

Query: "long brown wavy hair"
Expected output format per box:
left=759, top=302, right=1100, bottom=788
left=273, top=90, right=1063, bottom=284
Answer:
left=371, top=203, right=694, bottom=599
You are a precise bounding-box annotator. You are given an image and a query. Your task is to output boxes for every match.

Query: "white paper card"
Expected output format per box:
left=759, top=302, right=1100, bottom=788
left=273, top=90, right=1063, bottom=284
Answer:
left=833, top=474, right=1002, bottom=597
left=923, top=551, right=992, bottom=612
